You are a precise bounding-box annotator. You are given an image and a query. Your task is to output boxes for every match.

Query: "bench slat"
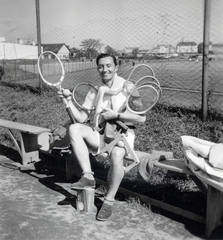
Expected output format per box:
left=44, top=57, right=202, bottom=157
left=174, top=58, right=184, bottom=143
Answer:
left=0, top=119, right=51, bottom=134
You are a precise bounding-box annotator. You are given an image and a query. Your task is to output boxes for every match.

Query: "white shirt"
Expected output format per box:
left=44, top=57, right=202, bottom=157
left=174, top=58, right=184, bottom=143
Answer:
left=83, top=73, right=129, bottom=124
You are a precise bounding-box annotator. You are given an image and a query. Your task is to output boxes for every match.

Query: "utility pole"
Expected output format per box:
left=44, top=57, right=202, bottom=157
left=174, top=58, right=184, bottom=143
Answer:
left=35, top=0, right=42, bottom=88
left=202, top=0, right=211, bottom=121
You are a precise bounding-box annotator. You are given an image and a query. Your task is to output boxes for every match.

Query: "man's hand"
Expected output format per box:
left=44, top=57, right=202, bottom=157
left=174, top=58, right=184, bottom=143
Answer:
left=100, top=107, right=118, bottom=120
left=58, top=89, right=72, bottom=105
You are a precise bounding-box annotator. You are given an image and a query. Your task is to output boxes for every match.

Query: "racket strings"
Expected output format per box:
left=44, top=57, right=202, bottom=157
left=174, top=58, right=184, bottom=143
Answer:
left=72, top=83, right=97, bottom=111
left=125, top=64, right=156, bottom=96
left=127, top=64, right=155, bottom=84
left=38, top=51, right=65, bottom=86
left=124, top=64, right=162, bottom=114
left=127, top=85, right=160, bottom=114
left=41, top=59, right=62, bottom=83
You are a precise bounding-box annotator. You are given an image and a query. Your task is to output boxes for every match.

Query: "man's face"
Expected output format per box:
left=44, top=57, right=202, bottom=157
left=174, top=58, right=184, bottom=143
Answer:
left=97, top=56, right=118, bottom=83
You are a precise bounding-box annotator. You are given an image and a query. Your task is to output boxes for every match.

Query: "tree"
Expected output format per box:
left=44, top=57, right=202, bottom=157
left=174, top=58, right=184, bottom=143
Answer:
left=80, top=38, right=103, bottom=58
left=104, top=45, right=117, bottom=55
left=69, top=47, right=84, bottom=59
left=198, top=42, right=213, bottom=54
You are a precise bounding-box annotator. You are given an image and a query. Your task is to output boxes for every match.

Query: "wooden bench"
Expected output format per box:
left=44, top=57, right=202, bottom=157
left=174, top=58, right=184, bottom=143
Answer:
left=0, top=119, right=51, bottom=168
left=155, top=158, right=223, bottom=237
left=133, top=150, right=223, bottom=237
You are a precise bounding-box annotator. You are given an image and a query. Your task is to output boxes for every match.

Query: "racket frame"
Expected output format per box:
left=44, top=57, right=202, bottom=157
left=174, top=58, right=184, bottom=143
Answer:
left=135, top=75, right=160, bottom=87
left=37, top=51, right=65, bottom=89
left=37, top=51, right=76, bottom=123
left=128, top=64, right=155, bottom=79
left=125, top=64, right=155, bottom=95
left=137, top=81, right=162, bottom=98
left=126, top=84, right=160, bottom=114
left=72, top=82, right=98, bottom=111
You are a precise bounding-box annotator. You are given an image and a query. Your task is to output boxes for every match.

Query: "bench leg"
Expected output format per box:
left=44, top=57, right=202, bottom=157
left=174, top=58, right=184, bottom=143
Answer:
left=20, top=132, right=40, bottom=166
left=206, top=185, right=223, bottom=236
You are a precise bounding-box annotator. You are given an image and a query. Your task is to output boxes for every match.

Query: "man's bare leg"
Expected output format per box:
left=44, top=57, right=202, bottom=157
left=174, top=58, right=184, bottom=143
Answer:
left=106, top=146, right=125, bottom=200
left=97, top=146, right=125, bottom=220
left=69, top=123, right=98, bottom=189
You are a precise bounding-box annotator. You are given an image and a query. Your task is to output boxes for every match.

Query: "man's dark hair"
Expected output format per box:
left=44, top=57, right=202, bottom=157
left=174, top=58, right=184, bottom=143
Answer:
left=96, top=53, right=117, bottom=66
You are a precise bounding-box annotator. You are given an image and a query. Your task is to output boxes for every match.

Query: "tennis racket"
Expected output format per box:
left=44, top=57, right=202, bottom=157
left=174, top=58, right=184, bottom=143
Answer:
left=135, top=75, right=160, bottom=87
left=126, top=83, right=161, bottom=115
left=37, top=51, right=75, bottom=123
left=124, top=64, right=161, bottom=114
left=125, top=64, right=155, bottom=93
left=136, top=76, right=162, bottom=99
left=134, top=75, right=162, bottom=99
left=73, top=82, right=101, bottom=127
left=72, top=82, right=98, bottom=111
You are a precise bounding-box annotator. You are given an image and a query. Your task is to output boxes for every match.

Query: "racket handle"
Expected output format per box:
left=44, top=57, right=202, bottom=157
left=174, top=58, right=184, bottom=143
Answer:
left=98, top=120, right=129, bottom=132
left=66, top=107, right=75, bottom=123
left=115, top=120, right=129, bottom=131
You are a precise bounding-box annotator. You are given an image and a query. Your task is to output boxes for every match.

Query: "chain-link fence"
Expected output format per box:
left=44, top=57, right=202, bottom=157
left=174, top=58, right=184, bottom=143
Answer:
left=0, top=0, right=222, bottom=116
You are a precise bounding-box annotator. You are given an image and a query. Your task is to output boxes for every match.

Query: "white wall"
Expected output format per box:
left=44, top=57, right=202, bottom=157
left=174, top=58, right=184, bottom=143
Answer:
left=0, top=42, right=41, bottom=60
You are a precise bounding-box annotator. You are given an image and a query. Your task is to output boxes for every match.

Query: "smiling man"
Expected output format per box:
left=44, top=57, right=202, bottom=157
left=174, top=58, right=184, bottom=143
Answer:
left=60, top=53, right=146, bottom=221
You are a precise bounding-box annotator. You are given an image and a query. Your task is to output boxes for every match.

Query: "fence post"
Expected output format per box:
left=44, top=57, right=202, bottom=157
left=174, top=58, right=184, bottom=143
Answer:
left=35, top=0, right=42, bottom=89
left=202, top=0, right=211, bottom=121
left=14, top=60, right=17, bottom=81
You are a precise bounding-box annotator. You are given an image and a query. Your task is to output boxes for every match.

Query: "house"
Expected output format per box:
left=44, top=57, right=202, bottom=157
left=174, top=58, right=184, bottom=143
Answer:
left=151, top=45, right=176, bottom=57
left=41, top=43, right=70, bottom=60
left=123, top=47, right=139, bottom=56
left=137, top=49, right=150, bottom=58
left=176, top=41, right=197, bottom=54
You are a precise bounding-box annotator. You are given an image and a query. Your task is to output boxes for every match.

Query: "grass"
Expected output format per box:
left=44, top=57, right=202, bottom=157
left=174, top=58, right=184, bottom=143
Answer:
left=1, top=81, right=222, bottom=155
left=1, top=80, right=222, bottom=183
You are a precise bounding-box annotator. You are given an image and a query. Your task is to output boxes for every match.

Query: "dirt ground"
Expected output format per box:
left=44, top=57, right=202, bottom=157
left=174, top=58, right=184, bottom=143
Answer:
left=0, top=147, right=222, bottom=240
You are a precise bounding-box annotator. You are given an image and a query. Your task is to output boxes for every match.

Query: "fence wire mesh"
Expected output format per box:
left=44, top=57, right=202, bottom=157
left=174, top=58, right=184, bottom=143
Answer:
left=0, top=0, right=223, bottom=115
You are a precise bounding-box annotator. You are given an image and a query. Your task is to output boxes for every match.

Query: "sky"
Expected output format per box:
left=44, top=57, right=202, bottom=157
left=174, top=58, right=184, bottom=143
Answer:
left=0, top=0, right=222, bottom=50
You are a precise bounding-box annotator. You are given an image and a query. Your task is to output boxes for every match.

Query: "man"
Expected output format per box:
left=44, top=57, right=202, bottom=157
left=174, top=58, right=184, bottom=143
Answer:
left=61, top=53, right=146, bottom=220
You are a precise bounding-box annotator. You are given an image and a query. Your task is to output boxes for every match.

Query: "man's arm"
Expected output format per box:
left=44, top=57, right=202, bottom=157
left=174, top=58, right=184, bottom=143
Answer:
left=58, top=91, right=89, bottom=123
left=67, top=100, right=89, bottom=123
left=101, top=107, right=146, bottom=124
left=117, top=109, right=146, bottom=124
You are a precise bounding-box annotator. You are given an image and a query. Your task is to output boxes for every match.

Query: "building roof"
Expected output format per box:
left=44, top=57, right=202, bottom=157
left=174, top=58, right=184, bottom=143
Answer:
left=177, top=41, right=197, bottom=47
left=41, top=43, right=69, bottom=53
